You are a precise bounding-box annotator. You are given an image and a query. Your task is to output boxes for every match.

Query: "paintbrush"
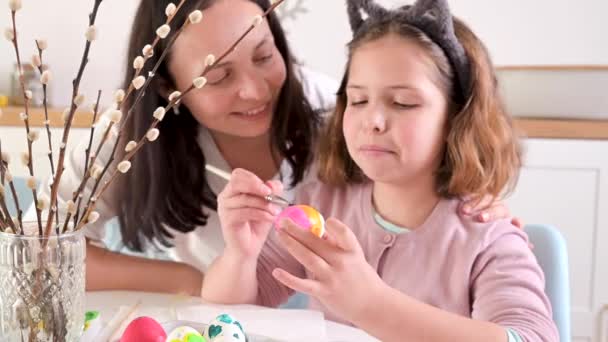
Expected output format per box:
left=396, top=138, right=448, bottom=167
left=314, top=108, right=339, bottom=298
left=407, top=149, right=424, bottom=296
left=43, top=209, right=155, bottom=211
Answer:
left=205, top=164, right=292, bottom=207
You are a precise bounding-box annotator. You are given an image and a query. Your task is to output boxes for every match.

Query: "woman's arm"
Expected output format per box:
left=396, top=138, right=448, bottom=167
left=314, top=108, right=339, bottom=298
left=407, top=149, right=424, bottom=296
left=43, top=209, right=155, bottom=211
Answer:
left=200, top=246, right=259, bottom=304
left=201, top=169, right=305, bottom=307
left=86, top=242, right=203, bottom=296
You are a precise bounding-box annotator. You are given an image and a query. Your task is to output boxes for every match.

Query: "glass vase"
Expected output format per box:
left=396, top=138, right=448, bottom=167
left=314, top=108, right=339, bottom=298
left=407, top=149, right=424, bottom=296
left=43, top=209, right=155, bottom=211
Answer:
left=0, top=224, right=86, bottom=342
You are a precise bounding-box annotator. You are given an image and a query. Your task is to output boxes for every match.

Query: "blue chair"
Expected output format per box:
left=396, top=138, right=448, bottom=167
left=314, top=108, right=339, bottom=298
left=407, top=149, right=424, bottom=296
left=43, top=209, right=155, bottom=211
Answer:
left=281, top=292, right=309, bottom=309
left=4, top=176, right=35, bottom=217
left=525, top=224, right=571, bottom=342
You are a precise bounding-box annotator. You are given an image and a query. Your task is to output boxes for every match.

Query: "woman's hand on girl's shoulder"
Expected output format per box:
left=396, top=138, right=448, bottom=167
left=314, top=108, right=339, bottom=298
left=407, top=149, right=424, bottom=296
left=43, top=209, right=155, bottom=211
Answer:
left=459, top=196, right=524, bottom=229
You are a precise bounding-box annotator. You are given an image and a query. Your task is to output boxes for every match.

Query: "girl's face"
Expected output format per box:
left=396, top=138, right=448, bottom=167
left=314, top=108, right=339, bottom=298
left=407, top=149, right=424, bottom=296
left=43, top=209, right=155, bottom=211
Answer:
left=343, top=34, right=449, bottom=186
left=168, top=0, right=286, bottom=139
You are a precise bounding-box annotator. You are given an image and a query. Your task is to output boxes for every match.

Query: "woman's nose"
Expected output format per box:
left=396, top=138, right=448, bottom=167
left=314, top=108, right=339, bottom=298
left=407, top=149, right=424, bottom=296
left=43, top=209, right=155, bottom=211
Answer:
left=238, top=71, right=269, bottom=101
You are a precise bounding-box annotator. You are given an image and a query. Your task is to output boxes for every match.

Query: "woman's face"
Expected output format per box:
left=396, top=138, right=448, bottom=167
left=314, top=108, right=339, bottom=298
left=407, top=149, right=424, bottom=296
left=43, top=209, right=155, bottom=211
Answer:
left=168, top=0, right=286, bottom=138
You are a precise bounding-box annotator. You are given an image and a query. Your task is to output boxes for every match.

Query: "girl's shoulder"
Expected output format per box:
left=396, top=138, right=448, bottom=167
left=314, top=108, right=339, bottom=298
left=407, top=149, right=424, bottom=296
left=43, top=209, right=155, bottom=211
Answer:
left=442, top=198, right=529, bottom=253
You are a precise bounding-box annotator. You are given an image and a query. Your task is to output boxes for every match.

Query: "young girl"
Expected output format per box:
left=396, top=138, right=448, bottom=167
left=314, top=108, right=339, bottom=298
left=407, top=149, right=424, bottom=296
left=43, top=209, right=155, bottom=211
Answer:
left=31, top=0, right=517, bottom=295
left=202, top=0, right=558, bottom=340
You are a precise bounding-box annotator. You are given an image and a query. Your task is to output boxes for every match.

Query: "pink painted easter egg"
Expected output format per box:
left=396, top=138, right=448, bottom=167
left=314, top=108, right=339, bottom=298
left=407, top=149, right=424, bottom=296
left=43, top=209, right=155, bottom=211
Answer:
left=120, top=316, right=167, bottom=342
left=274, top=205, right=325, bottom=238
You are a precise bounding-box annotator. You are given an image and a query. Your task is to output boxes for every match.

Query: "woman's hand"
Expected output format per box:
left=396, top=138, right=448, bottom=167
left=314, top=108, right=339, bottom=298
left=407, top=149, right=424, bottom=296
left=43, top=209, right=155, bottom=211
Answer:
left=217, top=168, right=283, bottom=259
left=460, top=196, right=524, bottom=228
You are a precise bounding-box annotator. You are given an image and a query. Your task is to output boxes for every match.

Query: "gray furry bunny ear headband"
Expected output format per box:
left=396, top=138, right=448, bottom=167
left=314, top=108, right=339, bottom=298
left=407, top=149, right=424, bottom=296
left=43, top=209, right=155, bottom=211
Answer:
left=347, top=0, right=471, bottom=101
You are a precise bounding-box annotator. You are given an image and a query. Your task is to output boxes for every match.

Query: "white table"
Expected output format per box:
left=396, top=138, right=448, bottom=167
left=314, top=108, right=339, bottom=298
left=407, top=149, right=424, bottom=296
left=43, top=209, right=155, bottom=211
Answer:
left=85, top=291, right=378, bottom=342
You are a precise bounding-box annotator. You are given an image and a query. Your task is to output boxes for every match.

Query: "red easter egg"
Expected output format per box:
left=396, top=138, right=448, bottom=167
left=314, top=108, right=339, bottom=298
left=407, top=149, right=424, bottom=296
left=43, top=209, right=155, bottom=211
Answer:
left=120, top=316, right=167, bottom=342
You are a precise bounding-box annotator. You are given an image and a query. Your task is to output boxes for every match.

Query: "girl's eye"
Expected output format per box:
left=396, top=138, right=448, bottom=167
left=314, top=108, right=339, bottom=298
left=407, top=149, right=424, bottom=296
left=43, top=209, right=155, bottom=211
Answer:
left=394, top=102, right=418, bottom=109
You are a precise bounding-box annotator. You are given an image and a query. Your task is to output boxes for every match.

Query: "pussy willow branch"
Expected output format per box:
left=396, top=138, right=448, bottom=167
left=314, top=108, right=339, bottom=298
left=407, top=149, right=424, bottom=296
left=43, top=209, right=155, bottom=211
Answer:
left=70, top=90, right=103, bottom=229
left=1, top=139, right=23, bottom=233
left=120, top=0, right=187, bottom=118
left=34, top=40, right=59, bottom=228
left=44, top=0, right=103, bottom=237
left=78, top=2, right=193, bottom=223
left=9, top=9, right=43, bottom=235
left=75, top=0, right=286, bottom=230
left=8, top=182, right=23, bottom=234
left=0, top=139, right=16, bottom=233
left=62, top=90, right=102, bottom=233
left=64, top=105, right=114, bottom=232
left=71, top=1, right=188, bottom=228
left=0, top=211, right=6, bottom=231
left=34, top=41, right=55, bottom=178
left=122, top=20, right=190, bottom=133
left=0, top=140, right=4, bottom=184
left=0, top=192, right=16, bottom=234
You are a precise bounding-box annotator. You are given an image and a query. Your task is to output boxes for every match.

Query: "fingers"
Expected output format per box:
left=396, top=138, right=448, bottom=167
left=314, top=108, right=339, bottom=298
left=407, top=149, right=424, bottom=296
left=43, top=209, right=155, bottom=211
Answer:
left=223, top=207, right=277, bottom=227
left=475, top=202, right=511, bottom=223
left=272, top=268, right=320, bottom=296
left=265, top=179, right=284, bottom=195
left=323, top=218, right=360, bottom=252
left=460, top=196, right=512, bottom=223
left=277, top=223, right=331, bottom=278
left=223, top=193, right=281, bottom=216
left=222, top=168, right=273, bottom=199
left=511, top=216, right=524, bottom=229
left=280, top=218, right=336, bottom=261
left=218, top=168, right=284, bottom=217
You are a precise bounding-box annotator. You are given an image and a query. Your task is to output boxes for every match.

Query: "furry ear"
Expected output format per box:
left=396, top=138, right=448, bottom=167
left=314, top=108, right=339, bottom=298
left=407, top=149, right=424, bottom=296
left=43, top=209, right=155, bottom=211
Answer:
left=408, top=0, right=452, bottom=28
left=399, top=0, right=471, bottom=98
left=346, top=0, right=388, bottom=33
left=347, top=0, right=366, bottom=33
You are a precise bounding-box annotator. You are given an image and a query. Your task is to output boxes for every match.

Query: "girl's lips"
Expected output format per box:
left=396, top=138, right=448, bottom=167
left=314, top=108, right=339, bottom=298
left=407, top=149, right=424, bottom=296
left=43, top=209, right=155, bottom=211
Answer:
left=359, top=145, right=393, bottom=153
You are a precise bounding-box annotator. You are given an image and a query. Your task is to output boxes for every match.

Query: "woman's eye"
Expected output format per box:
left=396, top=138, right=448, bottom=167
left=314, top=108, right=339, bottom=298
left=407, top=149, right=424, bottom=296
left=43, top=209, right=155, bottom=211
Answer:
left=255, top=53, right=273, bottom=64
left=349, top=100, right=367, bottom=106
left=207, top=70, right=230, bottom=85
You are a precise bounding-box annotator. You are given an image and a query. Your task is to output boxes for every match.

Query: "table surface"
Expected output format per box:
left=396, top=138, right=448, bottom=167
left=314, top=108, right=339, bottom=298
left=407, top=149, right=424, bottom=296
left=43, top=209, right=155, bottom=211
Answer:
left=85, top=291, right=378, bottom=342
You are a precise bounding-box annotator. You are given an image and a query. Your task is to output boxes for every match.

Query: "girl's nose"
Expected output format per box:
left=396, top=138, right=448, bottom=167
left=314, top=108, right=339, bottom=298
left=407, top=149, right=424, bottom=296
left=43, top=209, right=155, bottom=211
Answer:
left=364, top=109, right=387, bottom=133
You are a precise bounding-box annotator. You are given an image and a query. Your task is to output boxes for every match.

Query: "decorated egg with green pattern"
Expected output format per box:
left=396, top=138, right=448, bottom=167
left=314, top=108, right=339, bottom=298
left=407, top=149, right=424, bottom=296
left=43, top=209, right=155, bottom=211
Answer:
left=203, top=314, right=247, bottom=342
left=166, top=326, right=206, bottom=342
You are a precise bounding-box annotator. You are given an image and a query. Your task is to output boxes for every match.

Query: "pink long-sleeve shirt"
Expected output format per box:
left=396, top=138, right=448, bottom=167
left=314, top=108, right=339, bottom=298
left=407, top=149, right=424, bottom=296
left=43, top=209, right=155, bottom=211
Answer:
left=256, top=179, right=559, bottom=341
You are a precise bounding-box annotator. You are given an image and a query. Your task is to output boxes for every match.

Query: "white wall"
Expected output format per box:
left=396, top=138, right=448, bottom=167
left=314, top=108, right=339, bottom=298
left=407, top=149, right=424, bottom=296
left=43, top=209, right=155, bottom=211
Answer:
left=1, top=0, right=607, bottom=107
left=279, top=0, right=608, bottom=79
left=0, top=0, right=139, bottom=107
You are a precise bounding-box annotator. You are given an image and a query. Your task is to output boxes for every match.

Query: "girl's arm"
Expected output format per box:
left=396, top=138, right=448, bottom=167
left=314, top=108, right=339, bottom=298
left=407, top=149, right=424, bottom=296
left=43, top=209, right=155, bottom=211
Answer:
left=354, top=227, right=558, bottom=342
left=354, top=285, right=508, bottom=342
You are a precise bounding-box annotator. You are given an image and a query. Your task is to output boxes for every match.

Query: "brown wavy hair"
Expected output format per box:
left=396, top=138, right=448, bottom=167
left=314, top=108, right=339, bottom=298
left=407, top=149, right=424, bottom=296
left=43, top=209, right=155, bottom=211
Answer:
left=116, top=0, right=321, bottom=251
left=318, top=16, right=522, bottom=203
